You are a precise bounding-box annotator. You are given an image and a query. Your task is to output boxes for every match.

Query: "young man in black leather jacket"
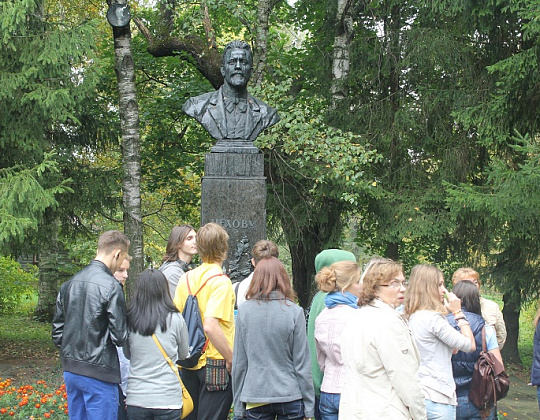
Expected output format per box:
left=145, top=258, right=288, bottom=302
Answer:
left=52, top=230, right=130, bottom=420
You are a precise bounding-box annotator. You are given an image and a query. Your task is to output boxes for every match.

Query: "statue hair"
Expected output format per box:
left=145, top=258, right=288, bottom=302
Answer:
left=222, top=40, right=252, bottom=66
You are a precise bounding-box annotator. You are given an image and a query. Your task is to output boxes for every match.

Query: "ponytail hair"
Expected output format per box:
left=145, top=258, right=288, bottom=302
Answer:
left=316, top=260, right=360, bottom=293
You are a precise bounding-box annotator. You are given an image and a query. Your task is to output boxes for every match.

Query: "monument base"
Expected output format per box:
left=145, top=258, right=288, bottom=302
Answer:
left=201, top=152, right=266, bottom=282
left=211, top=140, right=259, bottom=154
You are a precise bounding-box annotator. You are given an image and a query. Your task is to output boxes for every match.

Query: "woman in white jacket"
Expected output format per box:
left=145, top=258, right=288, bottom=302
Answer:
left=339, top=258, right=426, bottom=419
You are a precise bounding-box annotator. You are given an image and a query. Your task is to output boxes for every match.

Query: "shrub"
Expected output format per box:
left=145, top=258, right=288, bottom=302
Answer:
left=0, top=257, right=36, bottom=314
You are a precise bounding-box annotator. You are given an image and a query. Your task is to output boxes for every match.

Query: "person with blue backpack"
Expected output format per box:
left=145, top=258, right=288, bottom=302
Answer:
left=174, top=223, right=235, bottom=420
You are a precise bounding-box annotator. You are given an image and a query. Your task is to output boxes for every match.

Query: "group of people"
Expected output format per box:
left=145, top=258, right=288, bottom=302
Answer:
left=310, top=258, right=507, bottom=420
left=51, top=225, right=510, bottom=420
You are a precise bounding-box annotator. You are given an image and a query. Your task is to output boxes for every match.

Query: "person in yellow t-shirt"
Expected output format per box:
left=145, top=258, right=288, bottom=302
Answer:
left=174, top=223, right=235, bottom=420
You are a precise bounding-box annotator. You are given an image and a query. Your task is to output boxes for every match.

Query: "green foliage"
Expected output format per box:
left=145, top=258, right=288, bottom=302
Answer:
left=0, top=155, right=72, bottom=249
left=446, top=133, right=540, bottom=299
left=255, top=81, right=379, bottom=246
left=0, top=257, right=37, bottom=314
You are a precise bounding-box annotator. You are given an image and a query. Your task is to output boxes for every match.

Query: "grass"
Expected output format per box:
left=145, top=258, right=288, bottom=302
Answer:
left=0, top=293, right=58, bottom=361
left=518, top=300, right=536, bottom=370
left=481, top=287, right=536, bottom=376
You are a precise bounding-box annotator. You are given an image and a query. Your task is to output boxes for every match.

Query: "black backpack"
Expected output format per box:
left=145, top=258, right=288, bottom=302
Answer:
left=178, top=272, right=224, bottom=368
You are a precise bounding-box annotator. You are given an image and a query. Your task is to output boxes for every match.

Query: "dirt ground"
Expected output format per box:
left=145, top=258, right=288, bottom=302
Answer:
left=0, top=339, right=63, bottom=387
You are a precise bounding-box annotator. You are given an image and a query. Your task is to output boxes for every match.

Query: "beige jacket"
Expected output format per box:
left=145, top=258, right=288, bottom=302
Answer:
left=480, top=297, right=507, bottom=349
left=339, top=299, right=426, bottom=419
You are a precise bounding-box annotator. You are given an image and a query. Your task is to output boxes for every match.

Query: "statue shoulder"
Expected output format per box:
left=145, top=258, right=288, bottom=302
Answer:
left=182, top=90, right=219, bottom=117
left=250, top=95, right=280, bottom=124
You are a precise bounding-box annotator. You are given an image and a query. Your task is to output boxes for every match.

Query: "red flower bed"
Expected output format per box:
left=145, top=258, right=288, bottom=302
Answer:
left=0, top=378, right=68, bottom=418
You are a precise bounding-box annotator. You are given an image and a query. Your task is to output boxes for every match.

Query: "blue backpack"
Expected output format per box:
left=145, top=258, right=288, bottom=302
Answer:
left=178, top=272, right=225, bottom=368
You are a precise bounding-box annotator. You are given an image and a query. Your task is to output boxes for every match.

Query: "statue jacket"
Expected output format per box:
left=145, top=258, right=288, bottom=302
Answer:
left=182, top=85, right=280, bottom=142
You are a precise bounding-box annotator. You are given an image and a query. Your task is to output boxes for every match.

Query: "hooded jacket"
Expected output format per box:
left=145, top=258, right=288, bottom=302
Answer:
left=52, top=260, right=128, bottom=383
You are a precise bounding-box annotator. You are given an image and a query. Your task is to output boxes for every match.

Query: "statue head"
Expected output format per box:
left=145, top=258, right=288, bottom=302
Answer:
left=221, top=40, right=253, bottom=90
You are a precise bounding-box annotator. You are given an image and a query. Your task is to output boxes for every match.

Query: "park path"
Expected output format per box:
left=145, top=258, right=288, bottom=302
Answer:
left=498, top=373, right=538, bottom=419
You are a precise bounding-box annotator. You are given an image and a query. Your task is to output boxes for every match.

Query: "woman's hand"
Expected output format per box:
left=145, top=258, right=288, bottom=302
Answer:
left=445, top=291, right=462, bottom=314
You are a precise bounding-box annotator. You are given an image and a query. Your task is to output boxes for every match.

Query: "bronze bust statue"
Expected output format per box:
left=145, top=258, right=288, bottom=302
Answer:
left=182, top=40, right=280, bottom=153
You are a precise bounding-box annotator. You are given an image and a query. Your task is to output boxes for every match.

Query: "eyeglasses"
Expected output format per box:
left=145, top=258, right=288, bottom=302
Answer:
left=380, top=279, right=408, bottom=289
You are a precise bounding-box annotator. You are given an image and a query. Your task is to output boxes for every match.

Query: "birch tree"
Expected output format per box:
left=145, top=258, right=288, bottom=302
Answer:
left=108, top=0, right=144, bottom=295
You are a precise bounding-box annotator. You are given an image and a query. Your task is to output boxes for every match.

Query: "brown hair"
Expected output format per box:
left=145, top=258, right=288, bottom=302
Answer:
left=358, top=258, right=403, bottom=306
left=452, top=267, right=481, bottom=287
left=316, top=261, right=361, bottom=293
left=535, top=306, right=540, bottom=327
left=245, top=257, right=295, bottom=302
left=162, top=224, right=196, bottom=263
left=404, top=264, right=446, bottom=317
left=97, top=230, right=130, bottom=254
left=196, top=223, right=228, bottom=264
left=252, top=240, right=279, bottom=264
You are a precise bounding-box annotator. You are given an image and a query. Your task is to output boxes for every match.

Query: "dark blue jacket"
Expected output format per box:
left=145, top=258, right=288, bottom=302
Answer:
left=531, top=322, right=540, bottom=385
left=447, top=310, right=485, bottom=397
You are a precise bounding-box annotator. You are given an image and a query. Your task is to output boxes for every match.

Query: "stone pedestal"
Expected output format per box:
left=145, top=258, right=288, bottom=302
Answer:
left=201, top=152, right=266, bottom=282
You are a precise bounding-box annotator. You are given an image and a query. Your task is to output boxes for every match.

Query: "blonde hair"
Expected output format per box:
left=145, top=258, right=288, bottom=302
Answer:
left=404, top=264, right=446, bottom=317
left=358, top=258, right=403, bottom=306
left=196, top=223, right=229, bottom=263
left=316, top=261, right=361, bottom=293
left=452, top=267, right=481, bottom=287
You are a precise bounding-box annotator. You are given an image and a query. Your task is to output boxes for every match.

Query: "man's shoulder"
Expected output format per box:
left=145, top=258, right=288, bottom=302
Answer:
left=71, top=261, right=117, bottom=288
left=183, top=264, right=227, bottom=287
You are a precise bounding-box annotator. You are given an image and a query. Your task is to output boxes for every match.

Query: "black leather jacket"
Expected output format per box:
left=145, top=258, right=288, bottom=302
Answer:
left=52, top=260, right=128, bottom=383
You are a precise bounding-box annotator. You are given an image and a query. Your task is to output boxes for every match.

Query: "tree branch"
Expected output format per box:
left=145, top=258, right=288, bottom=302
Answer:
left=133, top=17, right=223, bottom=89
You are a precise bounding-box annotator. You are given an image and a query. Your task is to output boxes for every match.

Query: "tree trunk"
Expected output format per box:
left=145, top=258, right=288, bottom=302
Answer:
left=331, top=0, right=354, bottom=106
left=385, top=242, right=399, bottom=261
left=288, top=233, right=321, bottom=310
left=34, top=219, right=70, bottom=322
left=253, top=0, right=273, bottom=87
left=109, top=0, right=144, bottom=300
left=501, top=291, right=522, bottom=364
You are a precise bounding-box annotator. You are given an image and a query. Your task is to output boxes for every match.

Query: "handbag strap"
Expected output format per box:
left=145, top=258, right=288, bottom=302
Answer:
left=152, top=333, right=181, bottom=383
left=479, top=325, right=499, bottom=408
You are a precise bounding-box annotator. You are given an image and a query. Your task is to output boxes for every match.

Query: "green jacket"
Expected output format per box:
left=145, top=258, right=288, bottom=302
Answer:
left=307, top=291, right=327, bottom=397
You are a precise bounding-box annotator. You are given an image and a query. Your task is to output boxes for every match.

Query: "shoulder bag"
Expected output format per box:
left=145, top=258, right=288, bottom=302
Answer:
left=152, top=334, right=194, bottom=419
left=468, top=326, right=510, bottom=417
